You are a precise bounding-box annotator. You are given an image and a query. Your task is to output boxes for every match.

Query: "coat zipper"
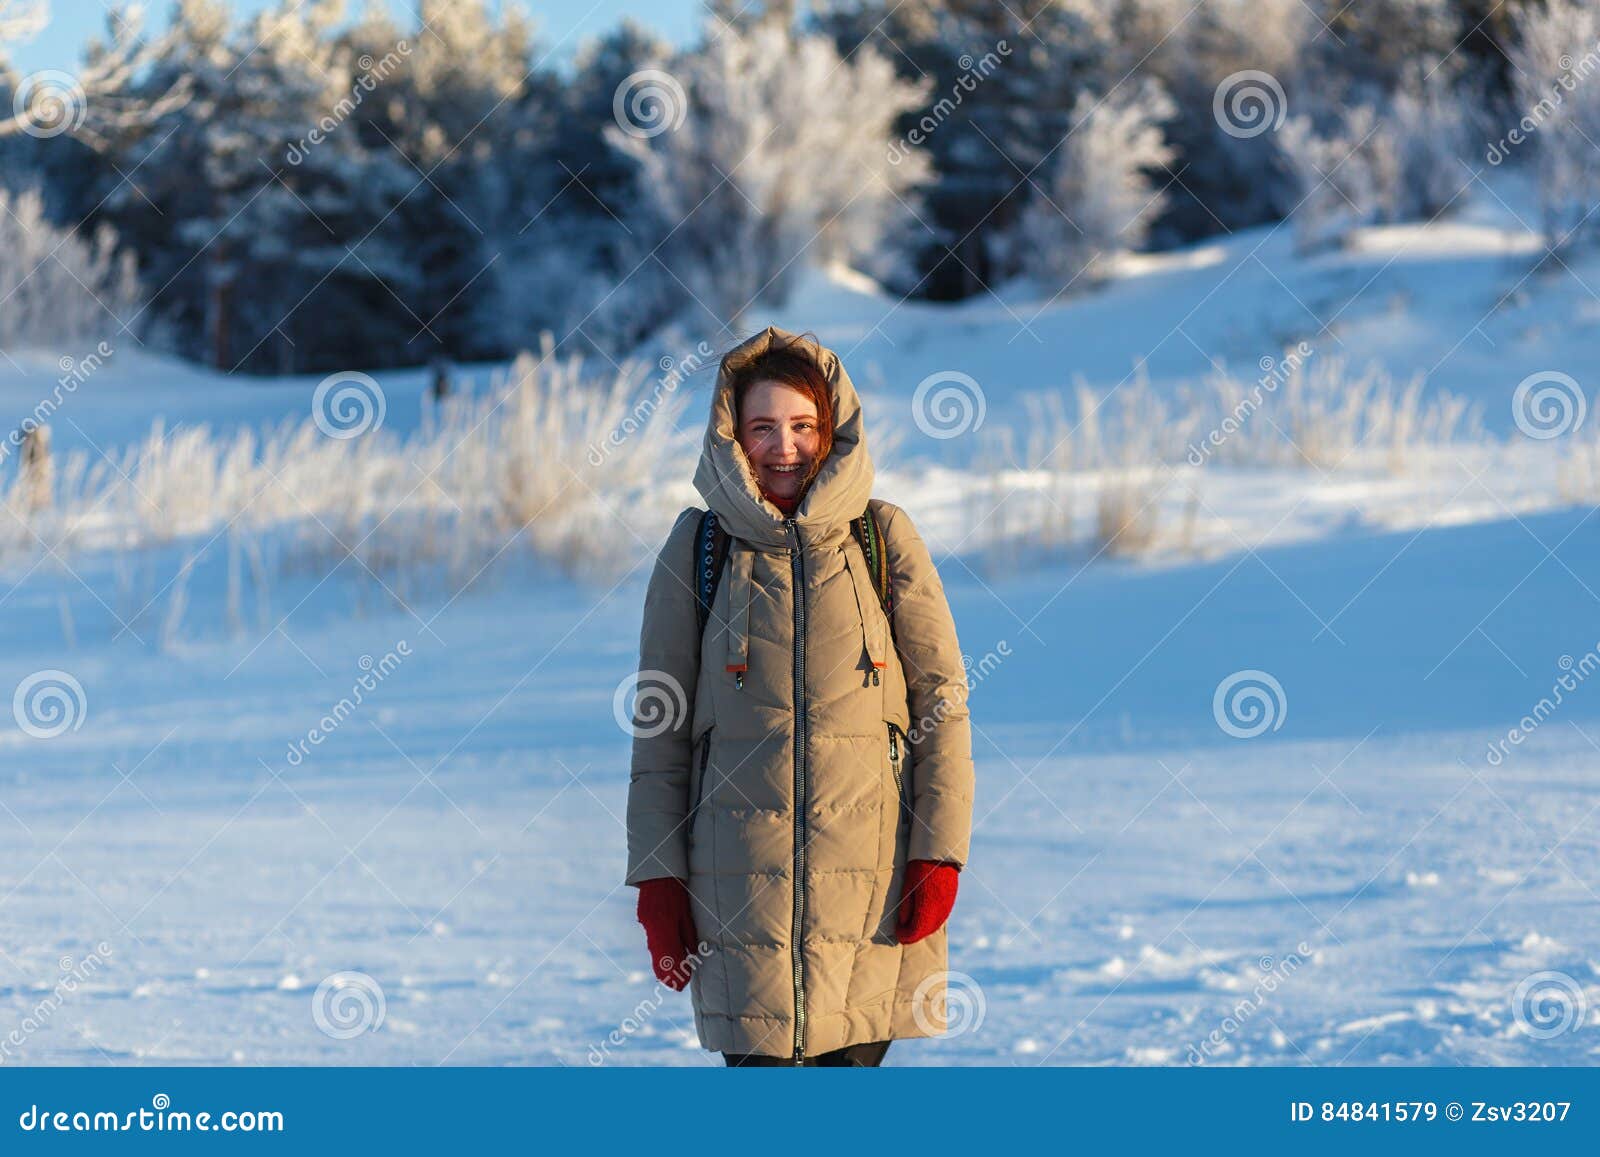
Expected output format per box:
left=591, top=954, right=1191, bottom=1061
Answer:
left=786, top=517, right=808, bottom=1065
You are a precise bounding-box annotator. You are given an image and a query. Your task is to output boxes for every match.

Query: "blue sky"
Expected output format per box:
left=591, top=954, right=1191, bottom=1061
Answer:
left=5, top=0, right=701, bottom=74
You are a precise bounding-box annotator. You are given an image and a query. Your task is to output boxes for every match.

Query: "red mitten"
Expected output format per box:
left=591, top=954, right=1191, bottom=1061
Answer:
left=636, top=877, right=699, bottom=991
left=895, top=860, right=960, bottom=945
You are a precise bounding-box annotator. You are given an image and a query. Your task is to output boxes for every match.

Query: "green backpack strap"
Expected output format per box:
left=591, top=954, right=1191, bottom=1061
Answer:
left=850, top=502, right=896, bottom=645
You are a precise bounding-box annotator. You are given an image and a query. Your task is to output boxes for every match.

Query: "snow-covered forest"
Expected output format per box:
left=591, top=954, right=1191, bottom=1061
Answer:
left=2, top=0, right=1600, bottom=1066
left=4, top=0, right=1593, bottom=371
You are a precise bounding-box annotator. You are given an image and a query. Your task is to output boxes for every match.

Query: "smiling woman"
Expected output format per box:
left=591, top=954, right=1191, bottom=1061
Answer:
left=624, top=325, right=975, bottom=1067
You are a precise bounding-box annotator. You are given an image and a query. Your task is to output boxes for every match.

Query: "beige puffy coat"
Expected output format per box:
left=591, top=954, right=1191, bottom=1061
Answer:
left=625, top=326, right=974, bottom=1059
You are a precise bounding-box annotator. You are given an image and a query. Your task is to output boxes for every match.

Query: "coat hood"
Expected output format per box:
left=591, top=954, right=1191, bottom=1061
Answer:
left=693, top=325, right=874, bottom=551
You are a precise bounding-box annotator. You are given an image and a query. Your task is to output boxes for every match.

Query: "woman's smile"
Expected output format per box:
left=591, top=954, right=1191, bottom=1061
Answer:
left=758, top=458, right=810, bottom=495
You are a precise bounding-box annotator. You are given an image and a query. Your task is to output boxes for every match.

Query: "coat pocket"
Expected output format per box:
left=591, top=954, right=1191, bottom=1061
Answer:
left=688, top=726, right=714, bottom=843
left=887, top=722, right=910, bottom=831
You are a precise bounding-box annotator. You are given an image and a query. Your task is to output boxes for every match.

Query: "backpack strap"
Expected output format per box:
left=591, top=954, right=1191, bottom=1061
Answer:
left=850, top=503, right=895, bottom=630
left=693, top=509, right=730, bottom=641
left=694, top=505, right=899, bottom=677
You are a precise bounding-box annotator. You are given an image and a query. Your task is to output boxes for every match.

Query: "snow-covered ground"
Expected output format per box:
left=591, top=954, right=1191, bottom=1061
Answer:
left=1, top=172, right=1598, bottom=1065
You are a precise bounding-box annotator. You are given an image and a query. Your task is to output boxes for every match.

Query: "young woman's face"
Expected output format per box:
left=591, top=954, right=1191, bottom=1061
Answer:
left=737, top=381, right=821, bottom=503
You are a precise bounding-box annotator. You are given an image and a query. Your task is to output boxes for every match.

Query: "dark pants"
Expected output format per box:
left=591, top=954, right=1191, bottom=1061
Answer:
left=723, top=1040, right=891, bottom=1068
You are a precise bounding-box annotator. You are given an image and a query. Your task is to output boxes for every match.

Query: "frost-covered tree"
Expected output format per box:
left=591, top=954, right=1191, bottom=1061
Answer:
left=1019, top=80, right=1176, bottom=292
left=1106, top=0, right=1308, bottom=242
left=479, top=19, right=677, bottom=357
left=338, top=0, right=558, bottom=361
left=1277, top=105, right=1389, bottom=252
left=94, top=0, right=419, bottom=371
left=1509, top=0, right=1600, bottom=252
left=816, top=0, right=1109, bottom=297
left=0, top=185, right=139, bottom=348
left=0, top=1, right=190, bottom=148
left=1304, top=0, right=1462, bottom=101
left=608, top=17, right=933, bottom=329
left=1278, top=60, right=1475, bottom=253
left=1387, top=63, right=1476, bottom=221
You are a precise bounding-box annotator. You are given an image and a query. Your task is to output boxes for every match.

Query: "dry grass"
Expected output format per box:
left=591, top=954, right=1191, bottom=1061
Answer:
left=0, top=343, right=699, bottom=596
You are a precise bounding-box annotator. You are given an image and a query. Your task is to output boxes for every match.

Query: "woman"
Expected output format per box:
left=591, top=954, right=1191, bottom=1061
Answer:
left=624, top=326, right=975, bottom=1066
